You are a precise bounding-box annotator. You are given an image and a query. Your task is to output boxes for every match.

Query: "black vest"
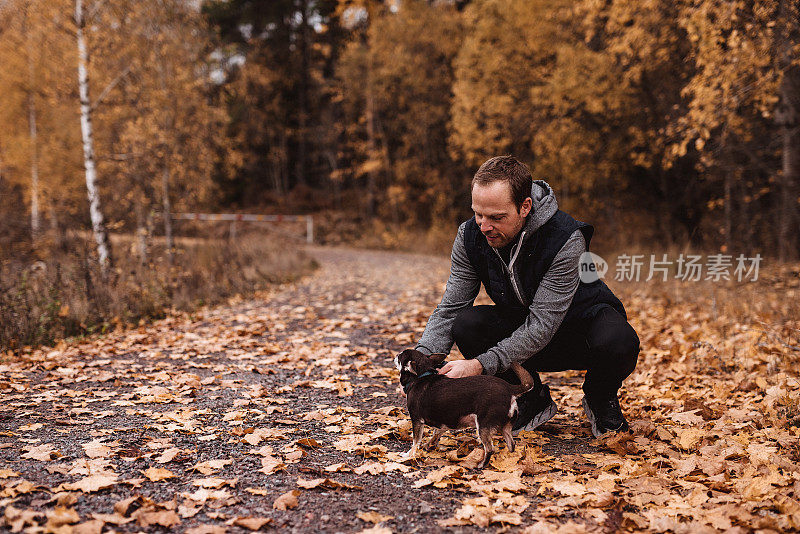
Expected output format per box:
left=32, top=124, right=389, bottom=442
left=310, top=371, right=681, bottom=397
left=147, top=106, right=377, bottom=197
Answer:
left=463, top=210, right=626, bottom=325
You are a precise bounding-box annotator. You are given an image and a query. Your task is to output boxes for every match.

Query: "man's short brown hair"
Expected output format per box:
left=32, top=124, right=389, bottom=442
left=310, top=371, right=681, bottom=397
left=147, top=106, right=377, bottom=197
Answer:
left=471, top=155, right=533, bottom=212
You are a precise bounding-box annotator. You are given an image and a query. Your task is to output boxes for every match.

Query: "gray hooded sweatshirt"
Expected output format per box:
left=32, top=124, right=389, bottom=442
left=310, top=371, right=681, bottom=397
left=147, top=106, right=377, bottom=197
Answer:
left=415, top=180, right=585, bottom=376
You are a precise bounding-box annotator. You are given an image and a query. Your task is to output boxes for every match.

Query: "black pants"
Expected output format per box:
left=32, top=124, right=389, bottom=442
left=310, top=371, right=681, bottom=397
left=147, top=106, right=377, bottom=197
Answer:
left=451, top=305, right=640, bottom=400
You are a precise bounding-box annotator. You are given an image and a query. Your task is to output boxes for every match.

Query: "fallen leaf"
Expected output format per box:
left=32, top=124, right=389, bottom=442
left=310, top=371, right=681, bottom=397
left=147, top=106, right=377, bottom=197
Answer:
left=273, top=489, right=300, bottom=510
left=22, top=443, right=58, bottom=461
left=92, top=512, right=134, bottom=525
left=186, top=524, right=227, bottom=534
left=232, top=516, right=272, bottom=530
left=357, top=511, right=393, bottom=524
left=258, top=455, right=286, bottom=474
left=142, top=467, right=176, bottom=482
left=678, top=428, right=705, bottom=450
left=4, top=506, right=41, bottom=532
left=134, top=509, right=181, bottom=528
left=45, top=506, right=80, bottom=527
left=62, top=474, right=117, bottom=493
left=82, top=440, right=112, bottom=459
left=192, top=477, right=237, bottom=489
left=73, top=519, right=105, bottom=534
left=192, top=459, right=232, bottom=475
left=324, top=463, right=352, bottom=472
left=296, top=477, right=362, bottom=490
left=156, top=447, right=184, bottom=463
left=114, top=496, right=143, bottom=516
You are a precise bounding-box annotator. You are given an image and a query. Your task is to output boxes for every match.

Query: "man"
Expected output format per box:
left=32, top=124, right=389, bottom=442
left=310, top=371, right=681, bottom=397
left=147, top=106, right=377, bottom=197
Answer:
left=415, top=155, right=640, bottom=437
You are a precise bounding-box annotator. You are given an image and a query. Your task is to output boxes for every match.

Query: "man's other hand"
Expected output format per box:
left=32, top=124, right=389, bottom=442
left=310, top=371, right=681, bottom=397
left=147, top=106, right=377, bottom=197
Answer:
left=438, top=359, right=483, bottom=378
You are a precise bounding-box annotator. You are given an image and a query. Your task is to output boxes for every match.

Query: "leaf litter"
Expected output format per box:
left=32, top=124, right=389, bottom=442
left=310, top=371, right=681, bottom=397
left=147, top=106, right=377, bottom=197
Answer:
left=0, top=247, right=798, bottom=532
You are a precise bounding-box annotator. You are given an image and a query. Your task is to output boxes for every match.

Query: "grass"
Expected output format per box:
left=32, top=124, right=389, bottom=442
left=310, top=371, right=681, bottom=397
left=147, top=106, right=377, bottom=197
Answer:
left=0, top=230, right=315, bottom=354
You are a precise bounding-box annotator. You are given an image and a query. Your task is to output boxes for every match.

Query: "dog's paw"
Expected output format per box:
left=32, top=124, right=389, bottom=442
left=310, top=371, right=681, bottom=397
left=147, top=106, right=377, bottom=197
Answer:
left=400, top=448, right=417, bottom=460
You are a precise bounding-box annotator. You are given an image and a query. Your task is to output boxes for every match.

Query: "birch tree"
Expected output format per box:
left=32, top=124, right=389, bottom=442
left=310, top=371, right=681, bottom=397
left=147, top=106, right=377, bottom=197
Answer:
left=75, top=0, right=113, bottom=270
left=23, top=3, right=40, bottom=236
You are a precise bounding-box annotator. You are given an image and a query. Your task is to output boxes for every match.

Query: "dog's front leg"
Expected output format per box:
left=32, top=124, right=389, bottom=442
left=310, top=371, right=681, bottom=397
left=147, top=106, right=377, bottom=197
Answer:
left=402, top=420, right=424, bottom=460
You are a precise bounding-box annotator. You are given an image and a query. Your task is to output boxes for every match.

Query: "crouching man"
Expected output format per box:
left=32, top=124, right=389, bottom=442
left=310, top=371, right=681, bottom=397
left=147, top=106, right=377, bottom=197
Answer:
left=415, top=155, right=640, bottom=437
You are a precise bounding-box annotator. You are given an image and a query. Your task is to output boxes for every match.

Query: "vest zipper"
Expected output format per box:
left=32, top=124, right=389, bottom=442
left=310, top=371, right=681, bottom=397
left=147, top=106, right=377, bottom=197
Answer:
left=493, top=231, right=527, bottom=307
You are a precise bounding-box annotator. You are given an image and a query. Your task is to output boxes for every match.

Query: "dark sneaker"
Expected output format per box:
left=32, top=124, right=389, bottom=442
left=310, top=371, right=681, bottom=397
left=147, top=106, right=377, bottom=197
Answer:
left=582, top=394, right=630, bottom=438
left=512, top=384, right=557, bottom=435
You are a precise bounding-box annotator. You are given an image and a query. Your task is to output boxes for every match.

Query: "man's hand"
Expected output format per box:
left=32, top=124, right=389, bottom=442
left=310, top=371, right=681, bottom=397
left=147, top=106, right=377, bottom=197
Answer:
left=438, top=359, right=483, bottom=378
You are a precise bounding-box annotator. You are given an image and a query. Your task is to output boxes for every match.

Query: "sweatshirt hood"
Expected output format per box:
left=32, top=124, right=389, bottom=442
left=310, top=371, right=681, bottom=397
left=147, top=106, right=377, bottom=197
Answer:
left=523, top=180, right=558, bottom=236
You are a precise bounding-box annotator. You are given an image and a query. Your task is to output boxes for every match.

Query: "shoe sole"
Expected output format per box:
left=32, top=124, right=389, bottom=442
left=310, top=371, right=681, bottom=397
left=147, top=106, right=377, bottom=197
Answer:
left=512, top=400, right=557, bottom=436
left=582, top=396, right=627, bottom=438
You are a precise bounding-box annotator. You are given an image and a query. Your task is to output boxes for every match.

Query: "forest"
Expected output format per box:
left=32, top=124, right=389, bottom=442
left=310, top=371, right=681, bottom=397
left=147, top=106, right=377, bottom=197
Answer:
left=1, top=0, right=799, bottom=349
left=0, top=0, right=797, bottom=261
left=1, top=2, right=800, bottom=532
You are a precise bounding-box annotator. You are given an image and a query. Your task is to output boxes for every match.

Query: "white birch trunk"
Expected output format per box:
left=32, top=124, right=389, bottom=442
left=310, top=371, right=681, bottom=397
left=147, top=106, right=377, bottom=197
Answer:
left=75, top=0, right=112, bottom=269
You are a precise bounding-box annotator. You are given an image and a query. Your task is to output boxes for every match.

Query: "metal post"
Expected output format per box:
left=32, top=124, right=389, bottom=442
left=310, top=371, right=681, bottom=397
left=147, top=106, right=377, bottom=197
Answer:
left=306, top=215, right=313, bottom=244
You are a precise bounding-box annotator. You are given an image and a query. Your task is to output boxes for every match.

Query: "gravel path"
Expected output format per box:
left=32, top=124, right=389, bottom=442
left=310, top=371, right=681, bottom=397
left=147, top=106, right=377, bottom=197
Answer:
left=8, top=246, right=791, bottom=533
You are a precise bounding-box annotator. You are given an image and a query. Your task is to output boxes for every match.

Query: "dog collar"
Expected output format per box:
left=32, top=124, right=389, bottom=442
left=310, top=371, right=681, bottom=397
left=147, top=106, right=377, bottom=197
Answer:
left=401, top=370, right=438, bottom=394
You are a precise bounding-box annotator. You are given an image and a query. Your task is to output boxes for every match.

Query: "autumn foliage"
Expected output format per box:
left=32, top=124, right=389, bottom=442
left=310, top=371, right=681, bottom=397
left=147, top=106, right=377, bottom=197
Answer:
left=1, top=249, right=799, bottom=531
left=0, top=0, right=797, bottom=262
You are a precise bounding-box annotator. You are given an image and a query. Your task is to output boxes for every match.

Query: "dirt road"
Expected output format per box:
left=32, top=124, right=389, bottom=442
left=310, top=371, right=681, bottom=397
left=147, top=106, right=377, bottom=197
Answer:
left=1, top=246, right=798, bottom=532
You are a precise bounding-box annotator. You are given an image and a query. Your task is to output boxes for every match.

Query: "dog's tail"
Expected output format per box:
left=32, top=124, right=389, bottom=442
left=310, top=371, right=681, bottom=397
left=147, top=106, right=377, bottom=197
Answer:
left=509, top=362, right=535, bottom=397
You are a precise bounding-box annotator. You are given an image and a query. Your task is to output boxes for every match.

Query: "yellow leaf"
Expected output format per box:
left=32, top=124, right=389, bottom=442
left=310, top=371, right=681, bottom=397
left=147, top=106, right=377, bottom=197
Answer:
left=272, top=489, right=300, bottom=510
left=231, top=517, right=272, bottom=530
left=142, top=467, right=176, bottom=482
left=21, top=444, right=58, bottom=461
left=677, top=428, right=705, bottom=449
left=357, top=511, right=393, bottom=524
left=62, top=474, right=118, bottom=493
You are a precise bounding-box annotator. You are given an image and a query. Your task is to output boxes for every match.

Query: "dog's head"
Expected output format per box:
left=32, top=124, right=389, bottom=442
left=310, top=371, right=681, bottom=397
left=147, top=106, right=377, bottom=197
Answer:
left=394, top=349, right=447, bottom=382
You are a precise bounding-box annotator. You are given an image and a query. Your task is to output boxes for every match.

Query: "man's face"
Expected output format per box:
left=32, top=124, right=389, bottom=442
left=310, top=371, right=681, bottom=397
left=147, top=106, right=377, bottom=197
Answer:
left=471, top=181, right=532, bottom=248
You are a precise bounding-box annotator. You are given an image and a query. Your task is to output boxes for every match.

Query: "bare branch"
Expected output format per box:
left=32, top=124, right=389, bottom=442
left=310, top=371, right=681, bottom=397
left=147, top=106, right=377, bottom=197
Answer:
left=91, top=64, right=132, bottom=110
left=86, top=0, right=109, bottom=23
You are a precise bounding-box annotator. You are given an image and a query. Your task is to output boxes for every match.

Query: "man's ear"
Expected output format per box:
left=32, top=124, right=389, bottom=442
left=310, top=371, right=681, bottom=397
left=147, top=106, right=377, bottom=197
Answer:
left=519, top=197, right=533, bottom=218
left=430, top=353, right=447, bottom=367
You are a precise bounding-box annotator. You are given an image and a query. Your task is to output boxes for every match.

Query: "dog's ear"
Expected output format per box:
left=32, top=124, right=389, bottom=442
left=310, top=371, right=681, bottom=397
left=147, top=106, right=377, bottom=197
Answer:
left=429, top=353, right=447, bottom=367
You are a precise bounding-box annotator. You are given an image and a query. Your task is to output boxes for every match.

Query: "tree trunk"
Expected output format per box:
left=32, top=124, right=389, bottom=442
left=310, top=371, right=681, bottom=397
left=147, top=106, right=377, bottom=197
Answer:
left=75, top=0, right=113, bottom=271
left=723, top=168, right=732, bottom=253
left=162, top=166, right=173, bottom=264
left=156, top=55, right=174, bottom=264
left=27, top=91, right=40, bottom=238
left=294, top=0, right=309, bottom=188
left=24, top=5, right=40, bottom=237
left=135, top=188, right=148, bottom=265
left=775, top=1, right=800, bottom=261
left=365, top=73, right=377, bottom=218
left=777, top=69, right=800, bottom=261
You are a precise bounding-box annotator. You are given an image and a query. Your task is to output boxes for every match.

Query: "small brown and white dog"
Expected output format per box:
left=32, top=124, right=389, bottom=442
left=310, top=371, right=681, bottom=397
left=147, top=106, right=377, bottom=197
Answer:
left=395, top=348, right=535, bottom=469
